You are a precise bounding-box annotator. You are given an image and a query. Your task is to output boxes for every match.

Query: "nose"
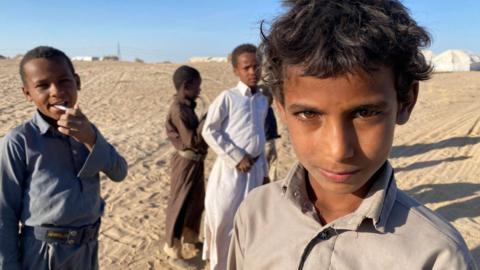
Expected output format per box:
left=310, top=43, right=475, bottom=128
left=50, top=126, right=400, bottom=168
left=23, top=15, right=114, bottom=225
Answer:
left=323, top=118, right=355, bottom=162
left=49, top=83, right=62, bottom=96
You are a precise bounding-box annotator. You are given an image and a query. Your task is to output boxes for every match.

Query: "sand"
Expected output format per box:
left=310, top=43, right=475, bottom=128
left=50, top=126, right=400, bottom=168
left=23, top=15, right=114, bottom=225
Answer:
left=0, top=59, right=478, bottom=269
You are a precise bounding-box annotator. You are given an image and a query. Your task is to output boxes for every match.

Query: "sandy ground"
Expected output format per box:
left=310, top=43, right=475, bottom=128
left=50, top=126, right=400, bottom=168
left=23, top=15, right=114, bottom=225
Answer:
left=0, top=59, right=479, bottom=269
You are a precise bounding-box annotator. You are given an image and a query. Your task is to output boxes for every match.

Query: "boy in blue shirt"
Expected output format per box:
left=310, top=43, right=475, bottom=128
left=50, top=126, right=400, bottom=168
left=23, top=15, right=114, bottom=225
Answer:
left=0, top=46, right=128, bottom=270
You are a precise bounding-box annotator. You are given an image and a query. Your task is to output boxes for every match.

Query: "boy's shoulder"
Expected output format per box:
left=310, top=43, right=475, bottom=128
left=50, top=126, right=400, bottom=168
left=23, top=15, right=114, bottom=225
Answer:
left=393, top=189, right=470, bottom=250
left=3, top=119, right=37, bottom=144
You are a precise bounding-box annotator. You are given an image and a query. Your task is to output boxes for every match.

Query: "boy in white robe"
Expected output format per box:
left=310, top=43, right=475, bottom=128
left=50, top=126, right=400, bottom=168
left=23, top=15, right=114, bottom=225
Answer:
left=201, top=44, right=268, bottom=270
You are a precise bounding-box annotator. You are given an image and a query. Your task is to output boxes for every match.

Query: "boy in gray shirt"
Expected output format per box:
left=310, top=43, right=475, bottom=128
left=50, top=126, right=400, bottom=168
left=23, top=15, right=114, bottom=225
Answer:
left=0, top=46, right=128, bottom=269
left=227, top=1, right=477, bottom=269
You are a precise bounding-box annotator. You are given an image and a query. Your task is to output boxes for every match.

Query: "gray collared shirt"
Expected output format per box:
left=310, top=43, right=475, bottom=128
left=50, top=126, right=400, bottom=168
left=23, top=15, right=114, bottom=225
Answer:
left=0, top=111, right=128, bottom=268
left=228, top=161, right=477, bottom=270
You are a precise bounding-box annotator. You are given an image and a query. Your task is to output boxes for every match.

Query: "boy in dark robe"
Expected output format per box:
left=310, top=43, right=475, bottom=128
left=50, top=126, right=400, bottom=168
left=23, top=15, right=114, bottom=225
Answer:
left=164, top=65, right=208, bottom=267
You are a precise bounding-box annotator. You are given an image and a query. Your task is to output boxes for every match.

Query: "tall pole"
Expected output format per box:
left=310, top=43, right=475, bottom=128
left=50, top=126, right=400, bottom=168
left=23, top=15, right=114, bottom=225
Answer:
left=117, top=41, right=121, bottom=61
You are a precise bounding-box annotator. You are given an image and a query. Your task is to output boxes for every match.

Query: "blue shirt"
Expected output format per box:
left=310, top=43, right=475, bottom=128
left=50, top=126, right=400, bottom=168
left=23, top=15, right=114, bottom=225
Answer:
left=0, top=111, right=128, bottom=268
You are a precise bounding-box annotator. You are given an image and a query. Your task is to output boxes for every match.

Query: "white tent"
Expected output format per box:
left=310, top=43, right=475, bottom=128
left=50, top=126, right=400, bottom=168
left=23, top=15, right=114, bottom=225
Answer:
left=421, top=50, right=435, bottom=64
left=432, top=49, right=480, bottom=72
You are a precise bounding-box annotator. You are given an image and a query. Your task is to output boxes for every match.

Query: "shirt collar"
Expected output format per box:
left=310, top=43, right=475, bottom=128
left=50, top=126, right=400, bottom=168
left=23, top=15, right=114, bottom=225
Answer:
left=32, top=110, right=53, bottom=135
left=281, top=161, right=397, bottom=232
left=236, top=81, right=257, bottom=97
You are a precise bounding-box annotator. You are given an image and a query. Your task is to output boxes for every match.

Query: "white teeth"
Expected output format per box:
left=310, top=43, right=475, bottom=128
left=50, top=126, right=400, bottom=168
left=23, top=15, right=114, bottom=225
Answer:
left=54, top=105, right=68, bottom=111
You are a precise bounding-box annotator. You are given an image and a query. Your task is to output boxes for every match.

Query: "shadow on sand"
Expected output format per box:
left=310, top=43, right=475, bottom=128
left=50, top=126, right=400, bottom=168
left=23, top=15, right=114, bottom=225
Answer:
left=390, top=136, right=480, bottom=159
left=394, top=156, right=471, bottom=173
left=406, top=182, right=480, bottom=222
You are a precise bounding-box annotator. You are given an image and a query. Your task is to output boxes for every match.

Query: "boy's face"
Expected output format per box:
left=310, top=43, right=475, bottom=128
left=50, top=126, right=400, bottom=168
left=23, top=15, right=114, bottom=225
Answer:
left=184, top=77, right=202, bottom=100
left=277, top=66, right=417, bottom=197
left=233, top=52, right=260, bottom=89
left=22, top=57, right=80, bottom=121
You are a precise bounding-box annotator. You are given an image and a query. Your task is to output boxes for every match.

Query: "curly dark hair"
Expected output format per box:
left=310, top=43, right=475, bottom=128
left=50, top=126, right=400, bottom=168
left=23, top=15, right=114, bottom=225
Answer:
left=260, top=0, right=433, bottom=104
left=231, top=43, right=258, bottom=68
left=20, top=46, right=76, bottom=85
left=172, top=65, right=201, bottom=91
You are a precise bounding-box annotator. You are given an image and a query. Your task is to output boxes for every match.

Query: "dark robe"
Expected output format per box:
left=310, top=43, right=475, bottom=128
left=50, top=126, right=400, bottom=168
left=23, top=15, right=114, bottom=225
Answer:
left=164, top=95, right=208, bottom=246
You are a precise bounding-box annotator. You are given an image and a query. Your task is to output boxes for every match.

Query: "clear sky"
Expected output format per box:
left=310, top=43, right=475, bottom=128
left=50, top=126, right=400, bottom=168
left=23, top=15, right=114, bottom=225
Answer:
left=0, top=0, right=478, bottom=63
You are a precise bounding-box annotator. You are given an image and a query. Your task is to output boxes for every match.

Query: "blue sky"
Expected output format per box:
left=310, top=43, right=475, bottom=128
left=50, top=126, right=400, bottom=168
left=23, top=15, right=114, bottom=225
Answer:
left=0, top=0, right=478, bottom=63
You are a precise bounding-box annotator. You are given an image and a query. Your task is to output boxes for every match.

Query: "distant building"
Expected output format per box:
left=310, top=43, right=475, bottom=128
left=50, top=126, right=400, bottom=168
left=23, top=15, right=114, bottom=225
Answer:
left=0, top=55, right=6, bottom=60
left=72, top=56, right=99, bottom=61
left=101, top=55, right=119, bottom=61
left=189, top=56, right=228, bottom=63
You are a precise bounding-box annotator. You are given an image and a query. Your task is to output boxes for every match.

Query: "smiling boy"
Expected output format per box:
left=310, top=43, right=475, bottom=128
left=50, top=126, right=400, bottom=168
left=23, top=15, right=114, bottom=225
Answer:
left=0, top=46, right=127, bottom=269
left=227, top=1, right=477, bottom=269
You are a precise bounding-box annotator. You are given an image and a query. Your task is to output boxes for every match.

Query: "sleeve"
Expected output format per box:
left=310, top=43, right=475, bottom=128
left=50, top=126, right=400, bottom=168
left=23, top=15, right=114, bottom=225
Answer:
left=77, top=126, right=128, bottom=182
left=167, top=105, right=203, bottom=152
left=202, top=92, right=245, bottom=168
left=227, top=207, right=246, bottom=270
left=0, top=135, right=25, bottom=270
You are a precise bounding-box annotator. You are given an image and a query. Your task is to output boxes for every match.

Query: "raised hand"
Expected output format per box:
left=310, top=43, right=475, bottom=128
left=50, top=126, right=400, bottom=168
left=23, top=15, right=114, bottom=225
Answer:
left=57, top=104, right=96, bottom=150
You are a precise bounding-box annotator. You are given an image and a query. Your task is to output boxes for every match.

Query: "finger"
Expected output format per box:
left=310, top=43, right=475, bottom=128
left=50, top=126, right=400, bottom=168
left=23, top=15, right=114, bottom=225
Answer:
left=57, top=126, right=80, bottom=136
left=57, top=118, right=83, bottom=128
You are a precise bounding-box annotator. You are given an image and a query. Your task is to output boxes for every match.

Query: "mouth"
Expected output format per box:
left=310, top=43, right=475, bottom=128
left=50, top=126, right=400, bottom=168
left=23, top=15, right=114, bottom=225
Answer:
left=51, top=101, right=69, bottom=111
left=318, top=167, right=360, bottom=183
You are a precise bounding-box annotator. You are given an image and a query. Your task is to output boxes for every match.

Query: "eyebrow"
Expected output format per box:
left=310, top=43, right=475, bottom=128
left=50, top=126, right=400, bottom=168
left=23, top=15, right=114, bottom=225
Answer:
left=287, top=101, right=390, bottom=113
left=287, top=104, right=323, bottom=113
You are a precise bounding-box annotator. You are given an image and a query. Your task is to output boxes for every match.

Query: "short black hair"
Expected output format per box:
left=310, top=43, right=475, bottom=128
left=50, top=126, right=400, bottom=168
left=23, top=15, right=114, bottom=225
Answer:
left=231, top=44, right=258, bottom=68
left=260, top=0, right=433, bottom=104
left=172, top=65, right=201, bottom=91
left=19, top=46, right=76, bottom=85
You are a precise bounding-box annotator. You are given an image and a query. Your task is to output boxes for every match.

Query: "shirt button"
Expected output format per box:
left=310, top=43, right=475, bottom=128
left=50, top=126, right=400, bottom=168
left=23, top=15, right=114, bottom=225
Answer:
left=301, top=202, right=310, bottom=213
left=69, top=231, right=77, bottom=236
left=293, top=191, right=300, bottom=197
left=67, top=239, right=75, bottom=245
left=72, top=150, right=77, bottom=155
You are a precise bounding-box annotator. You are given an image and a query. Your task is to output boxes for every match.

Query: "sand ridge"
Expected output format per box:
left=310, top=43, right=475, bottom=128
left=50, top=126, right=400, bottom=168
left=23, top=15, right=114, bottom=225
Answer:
left=0, top=60, right=478, bottom=268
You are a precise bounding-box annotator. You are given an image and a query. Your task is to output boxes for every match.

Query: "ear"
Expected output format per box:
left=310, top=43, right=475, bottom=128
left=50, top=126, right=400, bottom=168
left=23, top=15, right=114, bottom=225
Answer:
left=396, top=82, right=418, bottom=125
left=274, top=98, right=287, bottom=124
left=74, top=73, right=81, bottom=91
left=233, top=66, right=239, bottom=77
left=22, top=86, right=33, bottom=102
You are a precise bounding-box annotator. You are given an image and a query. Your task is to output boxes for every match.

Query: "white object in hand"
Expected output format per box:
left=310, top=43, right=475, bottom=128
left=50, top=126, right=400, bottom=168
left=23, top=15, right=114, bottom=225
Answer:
left=54, top=105, right=68, bottom=111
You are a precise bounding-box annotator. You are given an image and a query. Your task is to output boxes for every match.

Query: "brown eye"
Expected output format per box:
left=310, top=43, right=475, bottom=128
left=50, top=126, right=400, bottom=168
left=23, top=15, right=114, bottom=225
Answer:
left=355, top=108, right=380, bottom=118
left=296, top=111, right=318, bottom=120
left=35, top=84, right=49, bottom=90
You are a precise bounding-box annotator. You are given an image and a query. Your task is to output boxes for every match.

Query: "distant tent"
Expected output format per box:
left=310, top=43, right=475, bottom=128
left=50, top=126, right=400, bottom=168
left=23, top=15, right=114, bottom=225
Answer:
left=432, top=50, right=480, bottom=72
left=421, top=50, right=434, bottom=65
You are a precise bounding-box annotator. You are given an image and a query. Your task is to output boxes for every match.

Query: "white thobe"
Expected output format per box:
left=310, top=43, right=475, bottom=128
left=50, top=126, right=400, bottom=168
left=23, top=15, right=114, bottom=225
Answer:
left=202, top=81, right=268, bottom=270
